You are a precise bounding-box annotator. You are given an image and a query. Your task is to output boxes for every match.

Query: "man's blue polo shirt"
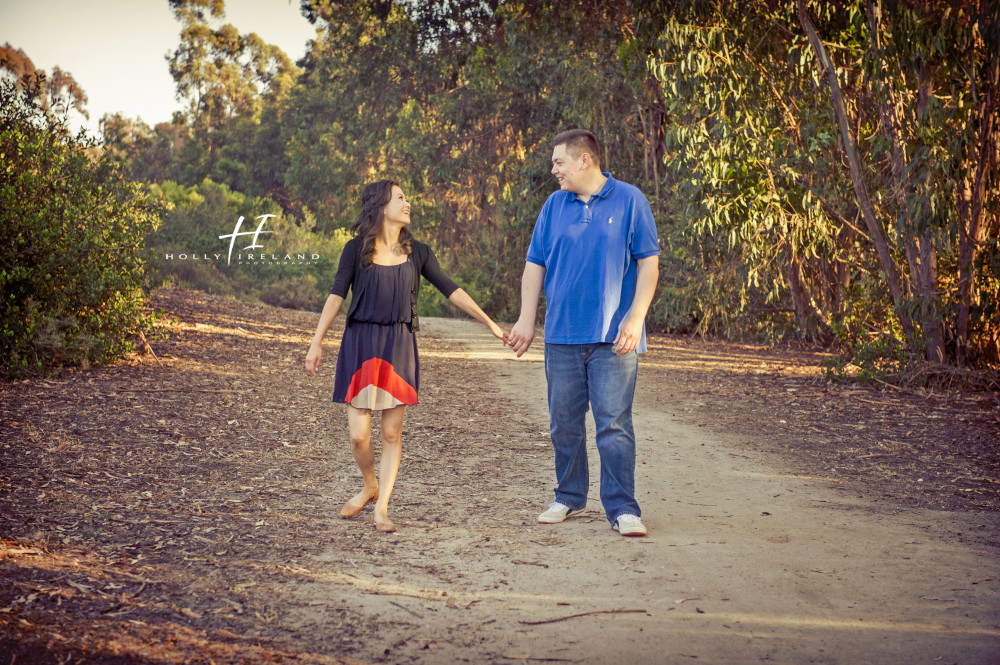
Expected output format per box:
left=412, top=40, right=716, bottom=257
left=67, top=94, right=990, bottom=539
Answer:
left=526, top=173, right=660, bottom=352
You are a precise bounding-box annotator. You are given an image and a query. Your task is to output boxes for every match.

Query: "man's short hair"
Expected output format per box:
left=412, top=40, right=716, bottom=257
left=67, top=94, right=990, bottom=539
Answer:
left=554, top=129, right=601, bottom=166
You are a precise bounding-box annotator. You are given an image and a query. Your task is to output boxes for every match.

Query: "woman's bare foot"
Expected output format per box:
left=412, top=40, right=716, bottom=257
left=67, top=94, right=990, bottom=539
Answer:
left=340, top=485, right=379, bottom=518
left=371, top=505, right=396, bottom=532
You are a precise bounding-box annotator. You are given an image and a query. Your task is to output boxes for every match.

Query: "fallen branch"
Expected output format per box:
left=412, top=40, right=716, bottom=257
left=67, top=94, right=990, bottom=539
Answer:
left=365, top=589, right=429, bottom=600
left=519, top=608, right=647, bottom=625
left=388, top=600, right=423, bottom=619
left=0, top=543, right=44, bottom=557
left=512, top=560, right=550, bottom=568
left=137, top=330, right=162, bottom=366
left=116, top=388, right=245, bottom=394
left=856, top=397, right=900, bottom=406
left=872, top=378, right=918, bottom=395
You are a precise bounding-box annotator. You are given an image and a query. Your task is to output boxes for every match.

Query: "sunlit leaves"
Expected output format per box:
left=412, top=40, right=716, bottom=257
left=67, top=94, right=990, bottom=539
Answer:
left=1, top=80, right=162, bottom=377
left=649, top=3, right=854, bottom=340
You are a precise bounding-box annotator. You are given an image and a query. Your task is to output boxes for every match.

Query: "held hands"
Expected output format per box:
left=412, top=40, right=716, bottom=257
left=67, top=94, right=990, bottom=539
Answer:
left=489, top=321, right=510, bottom=345
left=506, top=317, right=535, bottom=357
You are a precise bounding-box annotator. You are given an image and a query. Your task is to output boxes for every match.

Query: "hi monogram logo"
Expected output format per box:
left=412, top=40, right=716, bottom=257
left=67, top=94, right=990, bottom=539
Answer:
left=219, top=214, right=276, bottom=265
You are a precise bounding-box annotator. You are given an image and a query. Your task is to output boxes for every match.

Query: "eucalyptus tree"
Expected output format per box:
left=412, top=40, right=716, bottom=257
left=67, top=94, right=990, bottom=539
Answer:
left=167, top=0, right=299, bottom=167
left=282, top=0, right=431, bottom=229
left=643, top=0, right=997, bottom=366
left=797, top=0, right=999, bottom=365
left=647, top=2, right=860, bottom=340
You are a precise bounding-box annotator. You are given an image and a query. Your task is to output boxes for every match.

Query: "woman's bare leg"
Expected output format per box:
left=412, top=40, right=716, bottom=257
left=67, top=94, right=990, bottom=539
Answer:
left=372, top=405, right=406, bottom=528
left=342, top=405, right=379, bottom=514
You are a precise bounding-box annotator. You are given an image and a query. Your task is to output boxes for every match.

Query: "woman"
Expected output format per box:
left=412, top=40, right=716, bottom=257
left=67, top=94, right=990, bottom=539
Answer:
left=305, top=180, right=506, bottom=533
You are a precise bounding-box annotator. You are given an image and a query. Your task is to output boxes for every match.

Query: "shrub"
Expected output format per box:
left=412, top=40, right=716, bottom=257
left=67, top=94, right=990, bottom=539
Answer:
left=260, top=274, right=321, bottom=311
left=0, top=79, right=162, bottom=377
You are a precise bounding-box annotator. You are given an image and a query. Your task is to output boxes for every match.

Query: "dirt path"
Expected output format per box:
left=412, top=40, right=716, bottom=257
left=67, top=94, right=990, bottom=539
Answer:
left=2, top=288, right=998, bottom=664
left=309, top=317, right=1000, bottom=665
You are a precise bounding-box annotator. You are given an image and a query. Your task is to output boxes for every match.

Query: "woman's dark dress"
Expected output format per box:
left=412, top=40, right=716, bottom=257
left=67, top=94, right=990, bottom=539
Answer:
left=332, top=262, right=419, bottom=410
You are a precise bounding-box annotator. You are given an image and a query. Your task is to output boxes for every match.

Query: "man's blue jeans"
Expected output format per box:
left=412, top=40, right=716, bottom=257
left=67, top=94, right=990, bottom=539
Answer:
left=544, top=343, right=640, bottom=524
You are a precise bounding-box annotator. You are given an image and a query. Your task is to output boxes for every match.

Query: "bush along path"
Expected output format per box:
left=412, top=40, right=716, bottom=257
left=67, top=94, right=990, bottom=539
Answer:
left=1, top=287, right=998, bottom=664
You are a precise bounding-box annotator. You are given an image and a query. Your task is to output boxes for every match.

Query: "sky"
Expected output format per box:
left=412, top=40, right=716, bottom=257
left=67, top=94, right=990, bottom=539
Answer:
left=1, top=0, right=318, bottom=134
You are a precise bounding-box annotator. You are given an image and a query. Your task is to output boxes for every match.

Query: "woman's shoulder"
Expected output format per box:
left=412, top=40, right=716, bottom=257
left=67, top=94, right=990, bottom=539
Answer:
left=410, top=239, right=432, bottom=259
left=341, top=234, right=363, bottom=256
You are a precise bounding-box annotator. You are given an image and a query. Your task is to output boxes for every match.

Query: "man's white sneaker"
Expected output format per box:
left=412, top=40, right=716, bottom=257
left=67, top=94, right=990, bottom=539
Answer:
left=537, top=502, right=583, bottom=524
left=613, top=514, right=647, bottom=536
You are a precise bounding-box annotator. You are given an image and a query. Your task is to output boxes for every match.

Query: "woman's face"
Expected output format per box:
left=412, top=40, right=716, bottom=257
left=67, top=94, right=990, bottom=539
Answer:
left=382, top=185, right=411, bottom=227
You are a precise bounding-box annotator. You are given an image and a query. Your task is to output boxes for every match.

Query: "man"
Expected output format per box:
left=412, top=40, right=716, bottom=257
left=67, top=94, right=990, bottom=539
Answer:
left=507, top=129, right=659, bottom=537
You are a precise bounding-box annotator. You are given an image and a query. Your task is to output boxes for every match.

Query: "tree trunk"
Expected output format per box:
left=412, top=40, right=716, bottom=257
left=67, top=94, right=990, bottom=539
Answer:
left=787, top=250, right=815, bottom=338
left=866, top=0, right=946, bottom=362
left=956, top=51, right=999, bottom=363
left=796, top=0, right=917, bottom=344
left=905, top=235, right=945, bottom=362
left=835, top=219, right=854, bottom=316
left=637, top=101, right=650, bottom=183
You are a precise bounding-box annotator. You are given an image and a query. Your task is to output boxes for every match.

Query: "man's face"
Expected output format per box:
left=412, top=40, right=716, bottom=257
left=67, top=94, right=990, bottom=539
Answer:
left=551, top=143, right=586, bottom=194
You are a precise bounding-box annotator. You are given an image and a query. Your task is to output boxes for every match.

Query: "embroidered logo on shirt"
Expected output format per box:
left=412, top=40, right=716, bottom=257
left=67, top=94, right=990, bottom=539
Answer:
left=608, top=216, right=614, bottom=224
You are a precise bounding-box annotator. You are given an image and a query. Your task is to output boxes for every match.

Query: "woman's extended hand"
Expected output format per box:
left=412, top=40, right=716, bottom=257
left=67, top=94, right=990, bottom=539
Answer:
left=305, top=344, right=322, bottom=376
left=447, top=289, right=511, bottom=347
left=489, top=321, right=508, bottom=344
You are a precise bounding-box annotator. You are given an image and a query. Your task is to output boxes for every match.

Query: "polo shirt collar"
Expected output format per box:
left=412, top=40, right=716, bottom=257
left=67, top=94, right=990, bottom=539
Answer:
left=595, top=172, right=616, bottom=199
left=572, top=172, right=617, bottom=203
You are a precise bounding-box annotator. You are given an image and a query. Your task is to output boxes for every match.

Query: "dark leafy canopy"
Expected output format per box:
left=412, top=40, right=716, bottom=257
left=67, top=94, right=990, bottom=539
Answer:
left=0, top=79, right=162, bottom=377
left=103, top=0, right=998, bottom=373
left=302, top=0, right=500, bottom=52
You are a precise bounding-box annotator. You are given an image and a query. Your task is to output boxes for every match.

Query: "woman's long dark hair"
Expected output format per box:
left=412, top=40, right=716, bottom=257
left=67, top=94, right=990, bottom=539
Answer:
left=350, top=179, right=413, bottom=267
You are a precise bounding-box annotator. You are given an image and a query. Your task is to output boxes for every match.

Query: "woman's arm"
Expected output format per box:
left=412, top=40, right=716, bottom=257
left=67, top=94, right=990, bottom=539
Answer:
left=329, top=238, right=358, bottom=299
left=305, top=293, right=345, bottom=376
left=418, top=244, right=460, bottom=297
left=416, top=243, right=506, bottom=341
left=448, top=289, right=507, bottom=342
left=307, top=240, right=358, bottom=375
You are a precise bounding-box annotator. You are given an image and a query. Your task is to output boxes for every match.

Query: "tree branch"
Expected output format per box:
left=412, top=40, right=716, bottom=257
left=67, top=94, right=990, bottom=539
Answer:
left=795, top=0, right=916, bottom=344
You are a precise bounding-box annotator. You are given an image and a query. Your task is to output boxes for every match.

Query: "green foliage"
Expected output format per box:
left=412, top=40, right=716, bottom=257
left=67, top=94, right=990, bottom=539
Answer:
left=643, top=0, right=999, bottom=367
left=647, top=2, right=867, bottom=342
left=821, top=332, right=913, bottom=384
left=0, top=80, right=162, bottom=377
left=99, top=0, right=998, bottom=372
